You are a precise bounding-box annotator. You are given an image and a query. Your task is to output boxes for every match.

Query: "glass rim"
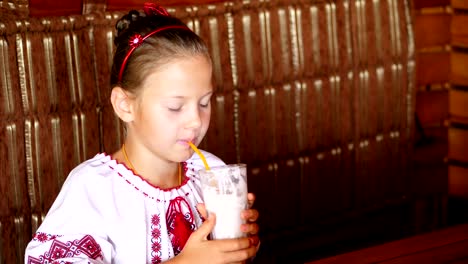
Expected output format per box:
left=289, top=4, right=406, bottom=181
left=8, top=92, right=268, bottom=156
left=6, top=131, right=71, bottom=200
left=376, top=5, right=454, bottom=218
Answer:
left=198, top=163, right=246, bottom=173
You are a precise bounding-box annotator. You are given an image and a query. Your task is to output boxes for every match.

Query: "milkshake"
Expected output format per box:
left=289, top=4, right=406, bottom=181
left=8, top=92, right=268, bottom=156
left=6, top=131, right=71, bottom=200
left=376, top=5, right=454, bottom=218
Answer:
left=199, top=164, right=248, bottom=239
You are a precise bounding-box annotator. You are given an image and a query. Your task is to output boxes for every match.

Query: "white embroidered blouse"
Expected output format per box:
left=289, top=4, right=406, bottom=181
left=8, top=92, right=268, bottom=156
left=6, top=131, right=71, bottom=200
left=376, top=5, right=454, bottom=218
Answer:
left=24, top=150, right=225, bottom=264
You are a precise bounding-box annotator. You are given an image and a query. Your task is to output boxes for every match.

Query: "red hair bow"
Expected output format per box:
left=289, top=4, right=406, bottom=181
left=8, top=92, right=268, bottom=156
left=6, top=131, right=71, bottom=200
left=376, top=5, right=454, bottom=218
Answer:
left=143, top=2, right=170, bottom=17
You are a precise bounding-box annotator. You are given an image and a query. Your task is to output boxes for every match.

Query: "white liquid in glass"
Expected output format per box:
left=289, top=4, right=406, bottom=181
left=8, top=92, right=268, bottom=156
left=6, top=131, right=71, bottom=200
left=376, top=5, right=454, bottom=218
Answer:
left=203, top=191, right=246, bottom=239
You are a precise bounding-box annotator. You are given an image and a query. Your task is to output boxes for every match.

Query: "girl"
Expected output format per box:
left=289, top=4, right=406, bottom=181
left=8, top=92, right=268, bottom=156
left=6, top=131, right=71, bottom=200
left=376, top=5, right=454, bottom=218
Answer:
left=24, top=3, right=260, bottom=263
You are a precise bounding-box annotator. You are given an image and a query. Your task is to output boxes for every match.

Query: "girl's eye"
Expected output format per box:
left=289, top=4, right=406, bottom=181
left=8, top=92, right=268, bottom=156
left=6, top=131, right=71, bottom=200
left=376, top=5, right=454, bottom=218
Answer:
left=200, top=102, right=210, bottom=108
left=168, top=106, right=182, bottom=112
left=200, top=97, right=212, bottom=108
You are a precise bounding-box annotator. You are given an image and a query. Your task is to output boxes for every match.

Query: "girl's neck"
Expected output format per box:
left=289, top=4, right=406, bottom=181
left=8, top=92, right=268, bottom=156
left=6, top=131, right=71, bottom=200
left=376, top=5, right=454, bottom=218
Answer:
left=116, top=143, right=181, bottom=188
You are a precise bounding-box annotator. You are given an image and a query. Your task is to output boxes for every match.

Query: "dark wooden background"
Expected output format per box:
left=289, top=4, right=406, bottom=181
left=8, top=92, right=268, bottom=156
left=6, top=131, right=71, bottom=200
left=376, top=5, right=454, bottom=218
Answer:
left=2, top=0, right=466, bottom=263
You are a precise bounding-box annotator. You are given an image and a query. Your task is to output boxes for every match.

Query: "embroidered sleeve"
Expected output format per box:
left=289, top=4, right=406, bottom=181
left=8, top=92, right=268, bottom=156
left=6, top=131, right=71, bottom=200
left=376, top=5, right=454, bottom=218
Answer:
left=25, top=233, right=106, bottom=264
left=25, top=164, right=113, bottom=263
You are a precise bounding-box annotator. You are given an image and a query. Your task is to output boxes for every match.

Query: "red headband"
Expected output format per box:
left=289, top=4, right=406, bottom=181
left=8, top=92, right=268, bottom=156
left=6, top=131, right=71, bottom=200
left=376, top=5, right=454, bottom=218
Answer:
left=118, top=25, right=190, bottom=82
left=118, top=3, right=191, bottom=83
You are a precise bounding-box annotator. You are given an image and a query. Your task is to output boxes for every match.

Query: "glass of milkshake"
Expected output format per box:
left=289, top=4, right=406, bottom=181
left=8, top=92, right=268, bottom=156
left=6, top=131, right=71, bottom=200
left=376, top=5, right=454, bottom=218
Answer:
left=199, top=164, right=248, bottom=240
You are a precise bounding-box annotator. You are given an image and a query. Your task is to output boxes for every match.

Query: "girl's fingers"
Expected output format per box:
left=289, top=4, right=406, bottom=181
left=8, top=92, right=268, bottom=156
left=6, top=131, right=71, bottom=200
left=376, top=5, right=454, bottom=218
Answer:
left=241, top=223, right=259, bottom=235
left=196, top=203, right=208, bottom=219
left=192, top=213, right=215, bottom=240
left=218, top=237, right=253, bottom=252
left=222, top=240, right=259, bottom=262
left=249, top=236, right=260, bottom=247
left=242, top=209, right=259, bottom=222
left=247, top=193, right=256, bottom=208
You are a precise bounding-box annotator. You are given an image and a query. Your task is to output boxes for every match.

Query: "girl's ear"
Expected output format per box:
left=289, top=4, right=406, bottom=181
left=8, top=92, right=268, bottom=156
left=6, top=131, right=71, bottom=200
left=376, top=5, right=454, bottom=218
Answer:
left=110, top=87, right=134, bottom=123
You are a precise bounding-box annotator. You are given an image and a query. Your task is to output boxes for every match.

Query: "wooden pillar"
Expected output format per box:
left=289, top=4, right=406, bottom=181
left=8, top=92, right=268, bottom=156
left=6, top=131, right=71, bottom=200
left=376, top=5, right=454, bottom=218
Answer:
left=412, top=0, right=450, bottom=231
left=449, top=0, right=468, bottom=199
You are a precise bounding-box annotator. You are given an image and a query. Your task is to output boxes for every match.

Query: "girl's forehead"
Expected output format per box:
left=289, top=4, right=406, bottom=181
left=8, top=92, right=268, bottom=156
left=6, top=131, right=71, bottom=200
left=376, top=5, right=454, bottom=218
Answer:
left=139, top=55, right=213, bottom=96
left=147, top=55, right=211, bottom=77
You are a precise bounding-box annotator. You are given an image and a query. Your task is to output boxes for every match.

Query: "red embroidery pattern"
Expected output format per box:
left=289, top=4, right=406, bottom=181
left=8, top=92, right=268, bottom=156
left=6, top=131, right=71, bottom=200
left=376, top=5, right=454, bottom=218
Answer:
left=32, top=233, right=62, bottom=243
left=27, top=235, right=102, bottom=264
left=166, top=196, right=195, bottom=255
left=106, top=162, right=189, bottom=201
left=150, top=214, right=163, bottom=264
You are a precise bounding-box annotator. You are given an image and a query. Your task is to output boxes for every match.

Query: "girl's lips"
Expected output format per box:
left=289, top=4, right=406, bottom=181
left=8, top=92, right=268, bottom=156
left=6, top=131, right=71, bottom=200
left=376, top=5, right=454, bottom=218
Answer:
left=179, top=139, right=195, bottom=146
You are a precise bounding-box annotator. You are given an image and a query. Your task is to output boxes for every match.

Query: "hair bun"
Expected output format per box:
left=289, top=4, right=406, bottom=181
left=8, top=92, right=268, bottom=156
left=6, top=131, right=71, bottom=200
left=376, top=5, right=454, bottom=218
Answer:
left=115, top=10, right=142, bottom=44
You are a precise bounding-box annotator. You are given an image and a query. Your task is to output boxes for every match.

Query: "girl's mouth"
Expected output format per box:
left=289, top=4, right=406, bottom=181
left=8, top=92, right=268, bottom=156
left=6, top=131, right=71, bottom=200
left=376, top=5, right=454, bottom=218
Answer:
left=179, top=139, right=195, bottom=146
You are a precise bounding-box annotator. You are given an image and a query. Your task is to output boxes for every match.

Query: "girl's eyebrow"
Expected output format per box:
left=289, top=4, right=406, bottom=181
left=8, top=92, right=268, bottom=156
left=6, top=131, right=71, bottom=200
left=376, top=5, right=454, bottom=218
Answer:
left=167, top=91, right=213, bottom=99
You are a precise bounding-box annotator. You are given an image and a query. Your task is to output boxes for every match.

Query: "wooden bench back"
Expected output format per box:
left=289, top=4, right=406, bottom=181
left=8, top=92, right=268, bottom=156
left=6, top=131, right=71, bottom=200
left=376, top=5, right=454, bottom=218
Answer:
left=0, top=0, right=415, bottom=262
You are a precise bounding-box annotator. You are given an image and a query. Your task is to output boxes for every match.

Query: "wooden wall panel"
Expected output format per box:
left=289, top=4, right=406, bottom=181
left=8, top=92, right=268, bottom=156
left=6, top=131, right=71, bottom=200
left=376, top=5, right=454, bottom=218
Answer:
left=1, top=0, right=416, bottom=263
left=449, top=89, right=468, bottom=121
left=413, top=1, right=451, bottom=136
left=0, top=13, right=120, bottom=263
left=452, top=14, right=468, bottom=47
left=29, top=0, right=82, bottom=16
left=413, top=0, right=450, bottom=9
left=449, top=165, right=468, bottom=198
left=106, top=0, right=225, bottom=10
left=448, top=0, right=468, bottom=199
left=416, top=51, right=450, bottom=85
left=448, top=127, right=468, bottom=163
left=451, top=51, right=468, bottom=86
left=0, top=0, right=28, bottom=17
left=416, top=90, right=449, bottom=125
left=452, top=0, right=468, bottom=9
left=0, top=22, right=31, bottom=264
left=415, top=14, right=451, bottom=48
left=28, top=0, right=226, bottom=17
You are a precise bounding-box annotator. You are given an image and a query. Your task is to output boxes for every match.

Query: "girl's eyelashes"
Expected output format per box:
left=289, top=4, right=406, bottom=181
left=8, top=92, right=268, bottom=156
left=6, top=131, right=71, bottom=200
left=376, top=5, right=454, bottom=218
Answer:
left=200, top=94, right=213, bottom=108
left=168, top=107, right=182, bottom=112
left=167, top=104, right=183, bottom=112
left=166, top=95, right=212, bottom=111
left=200, top=101, right=211, bottom=108
left=169, top=102, right=209, bottom=111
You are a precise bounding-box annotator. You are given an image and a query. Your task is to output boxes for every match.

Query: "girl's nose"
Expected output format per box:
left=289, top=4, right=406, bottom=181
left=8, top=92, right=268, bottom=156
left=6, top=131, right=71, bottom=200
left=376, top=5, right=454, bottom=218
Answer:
left=185, top=108, right=202, bottom=129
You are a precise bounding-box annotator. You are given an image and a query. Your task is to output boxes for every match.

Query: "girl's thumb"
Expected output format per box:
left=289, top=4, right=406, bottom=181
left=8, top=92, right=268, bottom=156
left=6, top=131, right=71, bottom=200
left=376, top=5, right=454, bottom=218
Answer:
left=194, top=213, right=216, bottom=240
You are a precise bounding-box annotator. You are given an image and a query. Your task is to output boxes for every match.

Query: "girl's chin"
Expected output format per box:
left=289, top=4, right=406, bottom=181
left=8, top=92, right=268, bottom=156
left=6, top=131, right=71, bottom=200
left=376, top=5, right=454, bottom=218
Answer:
left=177, top=149, right=194, bottom=161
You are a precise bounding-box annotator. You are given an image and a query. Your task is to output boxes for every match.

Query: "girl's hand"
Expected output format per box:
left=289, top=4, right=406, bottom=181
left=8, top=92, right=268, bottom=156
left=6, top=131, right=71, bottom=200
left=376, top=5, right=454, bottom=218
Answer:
left=174, top=213, right=257, bottom=263
left=241, top=192, right=260, bottom=258
left=241, top=193, right=260, bottom=247
left=173, top=193, right=260, bottom=263
left=197, top=193, right=260, bottom=246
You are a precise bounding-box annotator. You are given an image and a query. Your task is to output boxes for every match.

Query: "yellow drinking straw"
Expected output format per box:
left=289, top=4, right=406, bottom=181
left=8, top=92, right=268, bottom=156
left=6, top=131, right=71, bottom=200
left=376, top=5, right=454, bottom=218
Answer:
left=188, top=141, right=210, bottom=171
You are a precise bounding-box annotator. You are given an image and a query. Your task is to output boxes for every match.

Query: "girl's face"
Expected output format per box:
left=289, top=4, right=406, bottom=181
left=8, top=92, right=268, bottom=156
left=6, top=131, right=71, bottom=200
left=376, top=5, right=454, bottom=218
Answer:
left=128, top=55, right=213, bottom=163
